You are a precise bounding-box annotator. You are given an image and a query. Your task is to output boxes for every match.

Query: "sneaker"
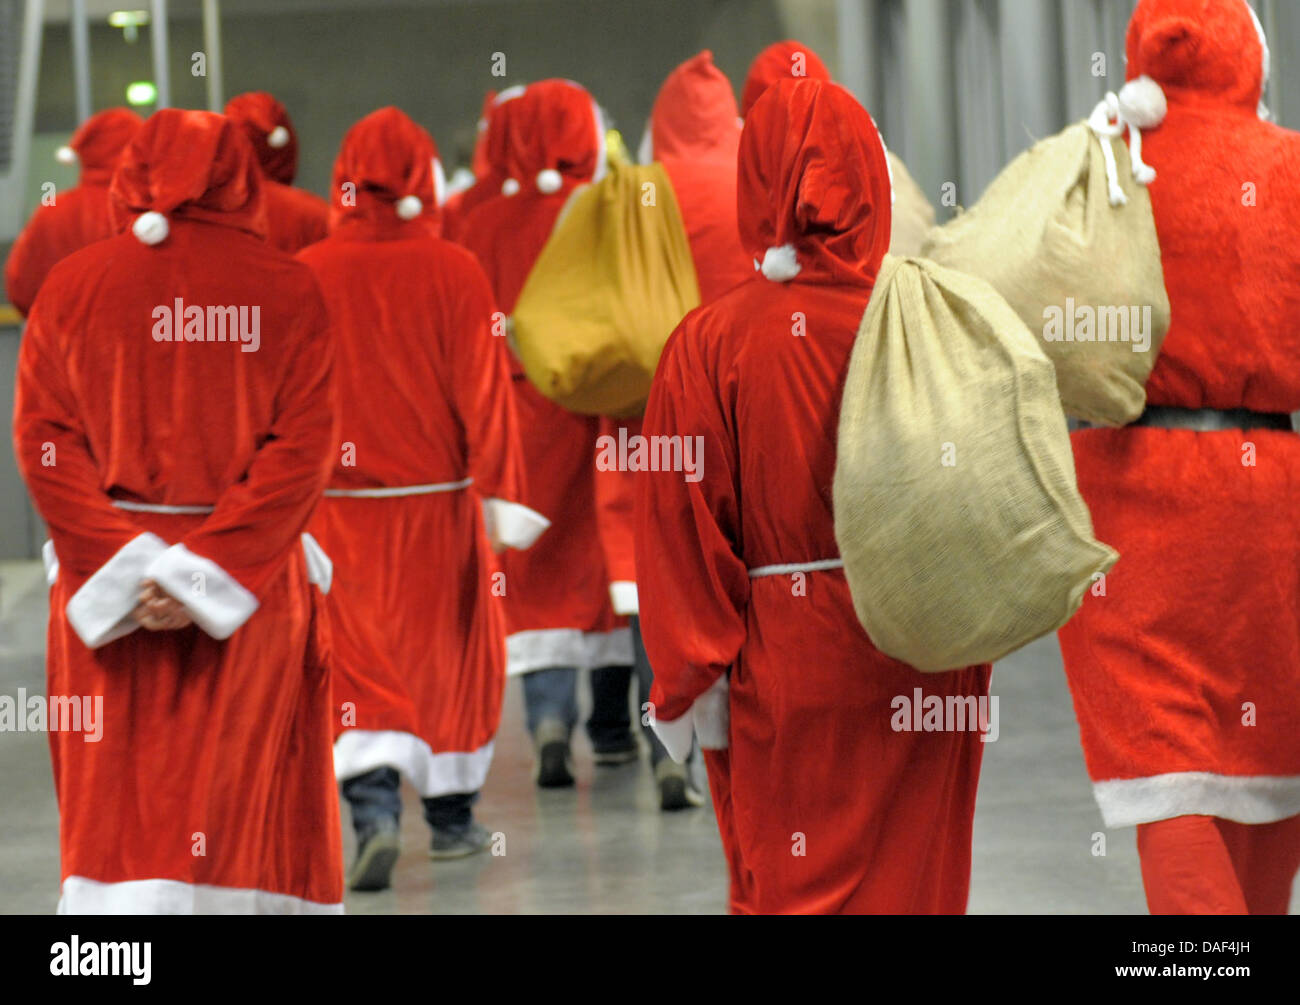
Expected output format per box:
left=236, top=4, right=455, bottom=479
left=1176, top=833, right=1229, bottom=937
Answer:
left=593, top=733, right=640, bottom=766
left=348, top=819, right=401, bottom=892
left=429, top=820, right=493, bottom=860
left=655, top=759, right=704, bottom=812
left=534, top=719, right=575, bottom=788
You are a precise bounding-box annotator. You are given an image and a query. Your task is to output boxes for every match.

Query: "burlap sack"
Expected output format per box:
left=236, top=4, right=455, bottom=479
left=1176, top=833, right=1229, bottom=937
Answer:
left=921, top=122, right=1170, bottom=426
left=512, top=161, right=700, bottom=418
left=886, top=151, right=934, bottom=258
left=833, top=255, right=1118, bottom=672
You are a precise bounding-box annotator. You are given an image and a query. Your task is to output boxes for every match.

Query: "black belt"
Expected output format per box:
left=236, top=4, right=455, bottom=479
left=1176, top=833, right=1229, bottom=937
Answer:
left=1081, top=406, right=1293, bottom=432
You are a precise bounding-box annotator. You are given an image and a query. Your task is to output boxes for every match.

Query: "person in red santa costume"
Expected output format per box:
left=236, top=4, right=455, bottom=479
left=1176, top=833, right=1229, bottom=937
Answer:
left=224, top=91, right=330, bottom=254
left=588, top=50, right=755, bottom=811
left=441, top=87, right=522, bottom=243
left=13, top=108, right=343, bottom=914
left=459, top=79, right=640, bottom=788
left=5, top=108, right=141, bottom=316
left=636, top=78, right=991, bottom=915
left=299, top=107, right=546, bottom=889
left=1058, top=0, right=1300, bottom=915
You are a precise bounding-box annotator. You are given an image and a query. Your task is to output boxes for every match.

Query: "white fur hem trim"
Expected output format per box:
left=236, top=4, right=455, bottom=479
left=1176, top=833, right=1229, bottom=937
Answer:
left=609, top=580, right=639, bottom=616
left=483, top=498, right=550, bottom=550
left=334, top=730, right=494, bottom=798
left=506, top=627, right=633, bottom=676
left=1093, top=771, right=1300, bottom=828
left=57, top=876, right=343, bottom=915
left=65, top=533, right=168, bottom=649
left=144, top=544, right=259, bottom=639
left=650, top=674, right=729, bottom=763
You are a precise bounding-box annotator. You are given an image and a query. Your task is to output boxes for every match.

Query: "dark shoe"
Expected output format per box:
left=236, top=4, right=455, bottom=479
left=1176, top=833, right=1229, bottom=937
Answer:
left=429, top=820, right=492, bottom=860
left=534, top=720, right=575, bottom=788
left=593, top=733, right=640, bottom=766
left=348, top=819, right=401, bottom=891
left=656, top=759, right=704, bottom=812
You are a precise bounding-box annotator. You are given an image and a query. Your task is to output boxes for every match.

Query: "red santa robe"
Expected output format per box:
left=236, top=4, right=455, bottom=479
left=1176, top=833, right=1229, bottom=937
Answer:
left=225, top=91, right=330, bottom=254
left=299, top=107, right=545, bottom=796
left=4, top=108, right=141, bottom=316
left=12, top=109, right=342, bottom=914
left=740, top=39, right=832, bottom=118
left=637, top=79, right=991, bottom=915
left=1057, top=0, right=1300, bottom=913
left=460, top=80, right=633, bottom=678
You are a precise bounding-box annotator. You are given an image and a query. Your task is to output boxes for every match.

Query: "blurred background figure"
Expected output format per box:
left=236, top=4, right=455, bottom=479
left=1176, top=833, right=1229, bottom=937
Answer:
left=4, top=108, right=140, bottom=316
left=225, top=91, right=330, bottom=252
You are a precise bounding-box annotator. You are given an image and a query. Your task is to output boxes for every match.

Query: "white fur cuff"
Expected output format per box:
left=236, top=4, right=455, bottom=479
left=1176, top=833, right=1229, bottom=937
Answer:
left=65, top=533, right=169, bottom=649
left=144, top=544, right=259, bottom=639
left=483, top=498, right=551, bottom=550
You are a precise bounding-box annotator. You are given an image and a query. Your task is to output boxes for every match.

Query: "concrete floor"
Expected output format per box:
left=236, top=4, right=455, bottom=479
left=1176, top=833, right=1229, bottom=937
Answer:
left=1, top=558, right=1294, bottom=914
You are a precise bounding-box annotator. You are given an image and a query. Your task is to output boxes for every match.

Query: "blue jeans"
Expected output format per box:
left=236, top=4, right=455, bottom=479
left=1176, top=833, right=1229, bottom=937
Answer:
left=341, top=767, right=476, bottom=837
left=522, top=617, right=669, bottom=765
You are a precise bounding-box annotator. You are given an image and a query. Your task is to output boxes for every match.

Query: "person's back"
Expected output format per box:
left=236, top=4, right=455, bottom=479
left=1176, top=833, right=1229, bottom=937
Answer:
left=637, top=80, right=990, bottom=915
left=300, top=107, right=540, bottom=886
left=13, top=109, right=340, bottom=914
left=4, top=108, right=141, bottom=316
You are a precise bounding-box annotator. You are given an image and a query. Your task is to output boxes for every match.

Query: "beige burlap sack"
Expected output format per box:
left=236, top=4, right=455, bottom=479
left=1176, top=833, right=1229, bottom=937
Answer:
left=832, top=255, right=1118, bottom=672
left=886, top=151, right=934, bottom=258
left=921, top=118, right=1170, bottom=426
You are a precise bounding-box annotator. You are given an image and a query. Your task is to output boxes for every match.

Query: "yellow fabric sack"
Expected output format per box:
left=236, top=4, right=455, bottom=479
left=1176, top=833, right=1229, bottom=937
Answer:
left=921, top=119, right=1170, bottom=426
left=512, top=161, right=700, bottom=418
left=833, top=255, right=1118, bottom=672
left=886, top=151, right=934, bottom=258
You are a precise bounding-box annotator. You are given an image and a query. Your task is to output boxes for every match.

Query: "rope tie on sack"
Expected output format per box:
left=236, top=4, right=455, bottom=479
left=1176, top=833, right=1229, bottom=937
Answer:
left=1087, top=75, right=1167, bottom=208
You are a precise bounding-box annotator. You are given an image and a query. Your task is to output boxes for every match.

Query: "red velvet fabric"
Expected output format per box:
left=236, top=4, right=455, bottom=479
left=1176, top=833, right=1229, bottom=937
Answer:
left=299, top=107, right=526, bottom=783
left=1058, top=0, right=1300, bottom=846
left=224, top=91, right=299, bottom=185
left=443, top=86, right=524, bottom=243
left=13, top=107, right=341, bottom=908
left=739, top=39, right=832, bottom=118
left=637, top=80, right=988, bottom=913
left=4, top=109, right=142, bottom=315
left=225, top=92, right=328, bottom=253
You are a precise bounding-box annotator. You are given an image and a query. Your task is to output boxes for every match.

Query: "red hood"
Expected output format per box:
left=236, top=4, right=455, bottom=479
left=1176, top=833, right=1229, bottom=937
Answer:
left=482, top=84, right=526, bottom=181
left=64, top=108, right=143, bottom=184
left=470, top=89, right=498, bottom=177
left=109, top=108, right=266, bottom=241
left=502, top=79, right=605, bottom=196
left=330, top=106, right=442, bottom=238
left=647, top=50, right=740, bottom=163
left=224, top=91, right=299, bottom=184
left=740, top=40, right=831, bottom=117
left=1126, top=0, right=1266, bottom=113
left=738, top=79, right=891, bottom=288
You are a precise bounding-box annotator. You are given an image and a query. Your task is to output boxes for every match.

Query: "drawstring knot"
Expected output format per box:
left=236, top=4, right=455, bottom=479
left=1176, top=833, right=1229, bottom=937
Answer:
left=1087, top=75, right=1166, bottom=207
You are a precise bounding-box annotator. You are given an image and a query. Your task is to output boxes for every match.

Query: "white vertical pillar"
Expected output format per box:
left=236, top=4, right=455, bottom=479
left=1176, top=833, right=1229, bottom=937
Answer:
left=151, top=0, right=170, bottom=109
left=70, top=0, right=91, bottom=122
left=835, top=0, right=872, bottom=108
left=202, top=0, right=223, bottom=112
